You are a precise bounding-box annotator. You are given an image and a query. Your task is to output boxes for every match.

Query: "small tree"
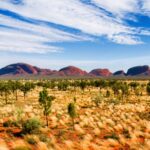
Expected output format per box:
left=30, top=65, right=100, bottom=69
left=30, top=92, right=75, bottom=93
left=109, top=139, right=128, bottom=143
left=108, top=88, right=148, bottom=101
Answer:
left=0, top=82, right=11, bottom=104
left=120, top=83, right=129, bottom=100
left=68, top=102, right=77, bottom=129
left=9, top=80, right=21, bottom=101
left=20, top=82, right=35, bottom=100
left=129, top=82, right=139, bottom=94
left=39, top=89, right=55, bottom=126
left=79, top=80, right=87, bottom=91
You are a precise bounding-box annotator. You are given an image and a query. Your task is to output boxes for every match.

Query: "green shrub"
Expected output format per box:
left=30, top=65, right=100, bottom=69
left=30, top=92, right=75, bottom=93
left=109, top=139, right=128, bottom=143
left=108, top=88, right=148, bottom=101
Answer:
left=3, top=120, right=12, bottom=127
left=3, top=120, right=19, bottom=127
left=68, top=102, right=77, bottom=129
left=39, top=134, right=48, bottom=143
left=26, top=137, right=37, bottom=145
left=104, top=133, right=119, bottom=140
left=22, top=118, right=41, bottom=134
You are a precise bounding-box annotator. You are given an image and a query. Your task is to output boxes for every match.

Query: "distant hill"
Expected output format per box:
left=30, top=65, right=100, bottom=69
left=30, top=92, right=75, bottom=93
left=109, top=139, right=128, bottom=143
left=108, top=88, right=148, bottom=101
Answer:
left=127, top=65, right=150, bottom=76
left=113, top=70, right=126, bottom=76
left=89, top=69, right=112, bottom=77
left=59, top=66, right=88, bottom=76
left=0, top=63, right=56, bottom=76
left=0, top=63, right=150, bottom=77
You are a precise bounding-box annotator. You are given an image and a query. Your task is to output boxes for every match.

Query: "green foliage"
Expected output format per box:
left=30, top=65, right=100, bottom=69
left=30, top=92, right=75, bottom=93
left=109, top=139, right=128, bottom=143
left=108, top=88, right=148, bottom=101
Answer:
left=22, top=118, right=41, bottom=134
left=111, top=81, right=129, bottom=100
left=57, top=81, right=69, bottom=91
left=39, top=134, right=48, bottom=143
left=0, top=81, right=11, bottom=104
left=104, top=133, right=119, bottom=140
left=20, top=82, right=35, bottom=99
left=129, top=81, right=140, bottom=96
left=37, top=81, right=56, bottom=89
left=120, top=83, right=129, bottom=99
left=146, top=82, right=150, bottom=95
left=68, top=102, right=77, bottom=129
left=68, top=102, right=77, bottom=119
left=111, top=82, right=121, bottom=95
left=39, top=88, right=55, bottom=126
left=3, top=119, right=19, bottom=127
left=26, top=137, right=37, bottom=145
left=129, top=82, right=139, bottom=90
left=79, top=80, right=87, bottom=91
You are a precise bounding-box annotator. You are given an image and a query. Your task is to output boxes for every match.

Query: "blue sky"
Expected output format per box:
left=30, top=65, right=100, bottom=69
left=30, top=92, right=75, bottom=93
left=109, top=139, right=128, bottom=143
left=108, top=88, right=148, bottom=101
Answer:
left=0, top=0, right=150, bottom=72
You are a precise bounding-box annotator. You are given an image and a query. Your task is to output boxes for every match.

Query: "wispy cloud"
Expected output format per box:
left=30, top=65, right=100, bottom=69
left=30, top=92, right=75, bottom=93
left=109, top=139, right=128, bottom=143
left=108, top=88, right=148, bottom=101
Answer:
left=0, top=14, right=91, bottom=53
left=0, top=0, right=150, bottom=53
left=92, top=0, right=139, bottom=17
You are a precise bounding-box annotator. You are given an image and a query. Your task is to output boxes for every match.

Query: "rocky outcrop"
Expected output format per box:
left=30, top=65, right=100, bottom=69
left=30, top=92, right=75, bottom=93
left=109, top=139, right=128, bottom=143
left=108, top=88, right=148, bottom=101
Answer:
left=89, top=69, right=112, bottom=77
left=1, top=63, right=150, bottom=77
left=0, top=63, right=54, bottom=76
left=59, top=66, right=87, bottom=76
left=127, top=65, right=150, bottom=76
left=113, top=70, right=126, bottom=76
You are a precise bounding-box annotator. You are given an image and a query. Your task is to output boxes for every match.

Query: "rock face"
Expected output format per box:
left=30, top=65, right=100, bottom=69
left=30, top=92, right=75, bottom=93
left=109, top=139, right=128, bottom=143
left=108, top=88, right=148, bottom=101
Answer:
left=59, top=66, right=87, bottom=76
left=127, top=65, right=150, bottom=76
left=89, top=69, right=112, bottom=77
left=113, top=70, right=126, bottom=76
left=0, top=63, right=55, bottom=76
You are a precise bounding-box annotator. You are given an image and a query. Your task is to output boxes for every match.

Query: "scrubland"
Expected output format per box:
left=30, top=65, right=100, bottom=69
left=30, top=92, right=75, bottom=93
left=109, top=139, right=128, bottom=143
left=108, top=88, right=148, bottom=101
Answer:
left=0, top=79, right=149, bottom=150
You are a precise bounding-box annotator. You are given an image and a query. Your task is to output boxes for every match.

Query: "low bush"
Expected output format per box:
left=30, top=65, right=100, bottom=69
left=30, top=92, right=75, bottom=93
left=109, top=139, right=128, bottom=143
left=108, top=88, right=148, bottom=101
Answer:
left=26, top=137, right=37, bottom=145
left=104, top=133, right=119, bottom=140
left=3, top=120, right=19, bottom=127
left=39, top=134, right=48, bottom=143
left=22, top=118, right=41, bottom=134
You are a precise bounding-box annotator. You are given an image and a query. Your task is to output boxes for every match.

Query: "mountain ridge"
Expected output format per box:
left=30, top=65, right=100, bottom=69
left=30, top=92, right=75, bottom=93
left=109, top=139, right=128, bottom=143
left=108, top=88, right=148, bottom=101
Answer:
left=0, top=63, right=150, bottom=77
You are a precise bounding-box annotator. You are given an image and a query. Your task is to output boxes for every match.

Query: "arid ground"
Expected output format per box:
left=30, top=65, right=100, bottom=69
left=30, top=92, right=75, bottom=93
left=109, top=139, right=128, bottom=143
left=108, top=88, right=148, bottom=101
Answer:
left=0, top=79, right=149, bottom=150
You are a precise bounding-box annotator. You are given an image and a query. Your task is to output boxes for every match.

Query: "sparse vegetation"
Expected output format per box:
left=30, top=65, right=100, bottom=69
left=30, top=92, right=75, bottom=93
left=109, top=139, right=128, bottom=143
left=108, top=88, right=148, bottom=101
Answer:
left=0, top=79, right=149, bottom=149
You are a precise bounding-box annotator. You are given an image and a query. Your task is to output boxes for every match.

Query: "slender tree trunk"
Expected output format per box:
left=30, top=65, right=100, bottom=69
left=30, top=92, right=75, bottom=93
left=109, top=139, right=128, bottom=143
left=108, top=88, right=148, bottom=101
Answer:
left=46, top=115, right=49, bottom=127
left=15, top=90, right=18, bottom=101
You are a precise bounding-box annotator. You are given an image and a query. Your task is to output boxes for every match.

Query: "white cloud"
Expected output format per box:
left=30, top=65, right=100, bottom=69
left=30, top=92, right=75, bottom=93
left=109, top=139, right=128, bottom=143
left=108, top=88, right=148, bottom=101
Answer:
left=108, top=34, right=143, bottom=45
left=0, top=0, right=150, bottom=54
left=0, top=0, right=143, bottom=48
left=0, top=14, right=91, bottom=53
left=92, top=0, right=139, bottom=17
left=142, top=0, right=150, bottom=15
